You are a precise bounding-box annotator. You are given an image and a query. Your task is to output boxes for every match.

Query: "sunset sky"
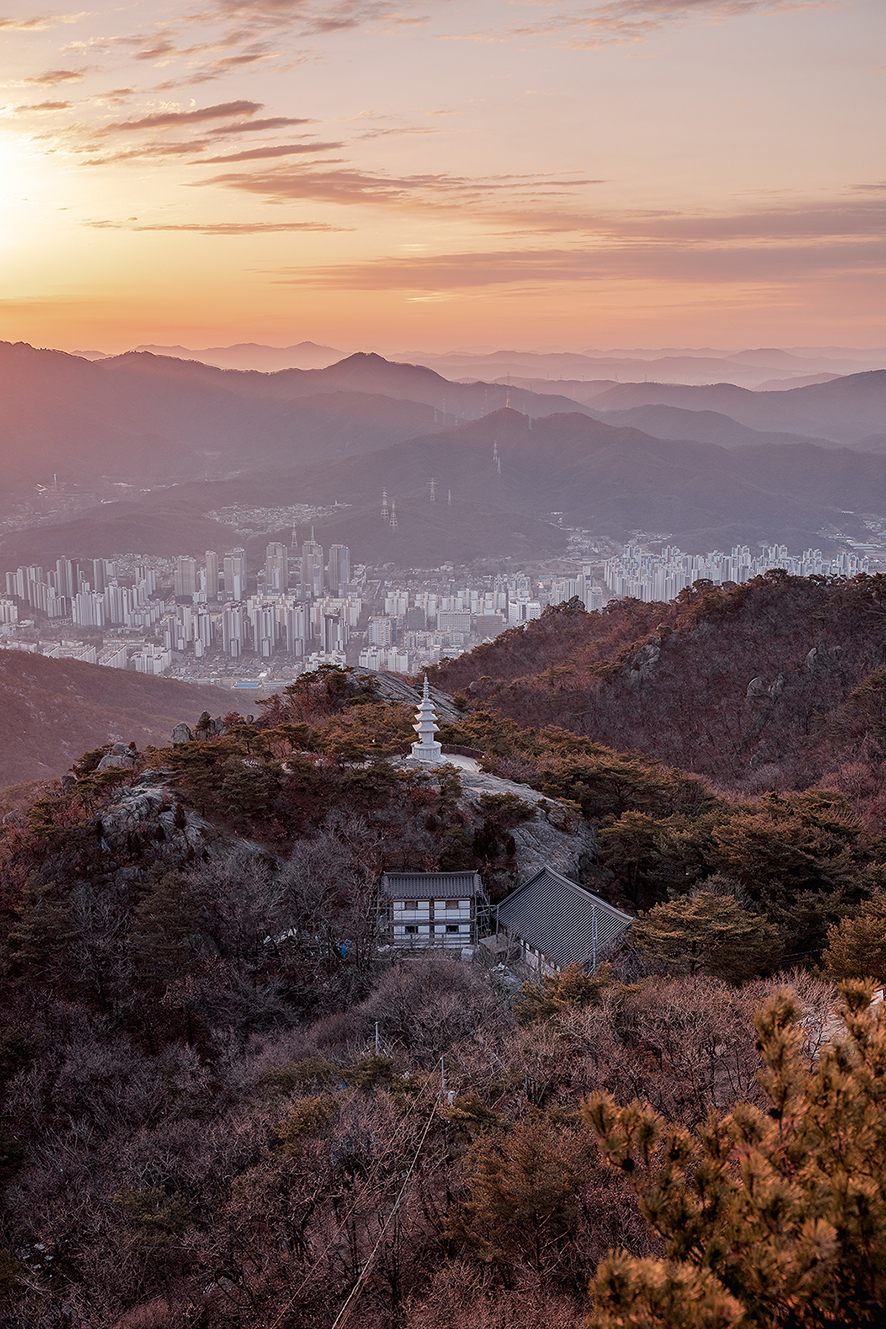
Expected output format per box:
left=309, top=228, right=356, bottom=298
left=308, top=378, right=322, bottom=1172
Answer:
left=1, top=0, right=883, bottom=353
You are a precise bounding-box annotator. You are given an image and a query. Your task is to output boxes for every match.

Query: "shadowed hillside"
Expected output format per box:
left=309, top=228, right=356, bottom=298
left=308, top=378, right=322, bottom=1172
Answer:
left=591, top=370, right=886, bottom=446
left=431, top=573, right=886, bottom=823
left=0, top=652, right=238, bottom=787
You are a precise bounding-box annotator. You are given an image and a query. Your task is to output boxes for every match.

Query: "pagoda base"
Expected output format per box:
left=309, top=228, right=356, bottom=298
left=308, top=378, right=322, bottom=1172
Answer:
left=410, top=740, right=443, bottom=763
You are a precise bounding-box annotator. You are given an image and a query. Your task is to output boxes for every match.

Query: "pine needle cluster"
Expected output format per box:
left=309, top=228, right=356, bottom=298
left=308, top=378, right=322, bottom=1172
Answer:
left=584, top=981, right=886, bottom=1327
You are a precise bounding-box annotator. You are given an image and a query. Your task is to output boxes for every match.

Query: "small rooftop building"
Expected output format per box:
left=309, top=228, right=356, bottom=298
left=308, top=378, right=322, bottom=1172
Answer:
left=493, top=866, right=633, bottom=977
left=380, top=870, right=487, bottom=950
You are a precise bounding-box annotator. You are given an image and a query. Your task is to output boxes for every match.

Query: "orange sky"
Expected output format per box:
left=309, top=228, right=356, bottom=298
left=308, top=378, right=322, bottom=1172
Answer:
left=1, top=0, right=884, bottom=353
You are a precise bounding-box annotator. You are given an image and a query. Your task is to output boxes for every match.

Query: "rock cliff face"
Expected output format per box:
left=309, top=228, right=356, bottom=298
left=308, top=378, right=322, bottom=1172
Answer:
left=508, top=809, right=599, bottom=883
left=356, top=669, right=464, bottom=723
left=94, top=769, right=273, bottom=878
left=441, top=760, right=601, bottom=886
left=96, top=742, right=138, bottom=771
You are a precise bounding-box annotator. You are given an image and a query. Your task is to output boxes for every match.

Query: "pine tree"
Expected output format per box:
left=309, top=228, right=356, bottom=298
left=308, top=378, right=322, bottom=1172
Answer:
left=584, top=981, right=886, bottom=1327
left=824, top=891, right=886, bottom=980
left=631, top=890, right=782, bottom=982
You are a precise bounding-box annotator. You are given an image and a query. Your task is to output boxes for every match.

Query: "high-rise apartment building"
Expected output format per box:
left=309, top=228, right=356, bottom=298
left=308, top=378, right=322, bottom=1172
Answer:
left=300, top=540, right=324, bottom=599
left=55, top=557, right=78, bottom=600
left=368, top=616, right=394, bottom=647
left=222, top=605, right=245, bottom=657
left=223, top=548, right=247, bottom=601
left=173, top=555, right=198, bottom=598
left=72, top=591, right=106, bottom=628
left=285, top=604, right=308, bottom=655
left=327, top=544, right=350, bottom=594
left=193, top=608, right=214, bottom=658
left=204, top=551, right=220, bottom=600
left=264, top=542, right=289, bottom=593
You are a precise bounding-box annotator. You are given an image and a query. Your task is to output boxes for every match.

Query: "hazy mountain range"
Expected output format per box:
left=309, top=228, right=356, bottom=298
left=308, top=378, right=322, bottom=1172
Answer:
left=4, top=341, right=886, bottom=566
left=110, top=340, right=886, bottom=389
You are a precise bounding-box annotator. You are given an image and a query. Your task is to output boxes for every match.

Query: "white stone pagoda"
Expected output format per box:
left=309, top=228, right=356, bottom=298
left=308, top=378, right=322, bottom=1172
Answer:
left=410, top=676, right=443, bottom=763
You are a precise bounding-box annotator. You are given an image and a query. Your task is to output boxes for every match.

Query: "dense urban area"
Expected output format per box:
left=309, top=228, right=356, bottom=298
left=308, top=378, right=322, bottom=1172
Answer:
left=1, top=504, right=880, bottom=692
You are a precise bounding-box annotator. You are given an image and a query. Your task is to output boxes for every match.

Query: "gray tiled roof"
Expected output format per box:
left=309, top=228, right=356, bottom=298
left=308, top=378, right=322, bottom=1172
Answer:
left=380, top=870, right=483, bottom=900
left=496, top=867, right=633, bottom=967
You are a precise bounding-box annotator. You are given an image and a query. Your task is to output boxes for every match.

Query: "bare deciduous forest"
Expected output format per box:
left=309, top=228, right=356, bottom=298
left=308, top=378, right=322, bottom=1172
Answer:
left=3, top=579, right=886, bottom=1326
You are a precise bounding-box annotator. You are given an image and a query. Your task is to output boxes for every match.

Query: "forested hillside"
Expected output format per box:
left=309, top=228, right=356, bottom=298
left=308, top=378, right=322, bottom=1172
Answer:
left=432, top=572, right=886, bottom=822
left=2, top=661, right=886, bottom=1326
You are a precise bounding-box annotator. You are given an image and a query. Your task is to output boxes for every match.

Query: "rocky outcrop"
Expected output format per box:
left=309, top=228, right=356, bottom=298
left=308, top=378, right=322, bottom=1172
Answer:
left=94, top=770, right=273, bottom=871
left=172, top=712, right=228, bottom=743
left=392, top=755, right=601, bottom=885
left=627, top=638, right=661, bottom=685
left=746, top=673, right=785, bottom=703
left=508, top=810, right=599, bottom=883
left=96, top=742, right=138, bottom=771
left=805, top=645, right=842, bottom=671
left=452, top=762, right=599, bottom=883
left=355, top=669, right=464, bottom=723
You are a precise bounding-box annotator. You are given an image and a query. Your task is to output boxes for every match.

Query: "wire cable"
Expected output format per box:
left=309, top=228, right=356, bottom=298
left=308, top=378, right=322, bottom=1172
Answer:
left=329, top=1093, right=439, bottom=1329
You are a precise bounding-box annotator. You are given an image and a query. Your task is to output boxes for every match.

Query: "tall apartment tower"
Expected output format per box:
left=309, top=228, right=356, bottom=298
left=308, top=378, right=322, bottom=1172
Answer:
left=300, top=539, right=324, bottom=599
left=204, top=551, right=220, bottom=600
left=55, top=557, right=78, bottom=600
left=174, top=555, right=198, bottom=598
left=222, top=605, right=245, bottom=657
left=223, top=548, right=247, bottom=601
left=285, top=603, right=308, bottom=656
left=264, top=542, right=289, bottom=593
left=326, top=544, right=350, bottom=594
left=254, top=606, right=277, bottom=658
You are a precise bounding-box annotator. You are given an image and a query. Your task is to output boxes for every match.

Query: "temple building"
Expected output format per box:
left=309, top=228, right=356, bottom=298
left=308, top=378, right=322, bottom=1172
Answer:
left=379, top=871, right=488, bottom=950
left=490, top=867, right=633, bottom=976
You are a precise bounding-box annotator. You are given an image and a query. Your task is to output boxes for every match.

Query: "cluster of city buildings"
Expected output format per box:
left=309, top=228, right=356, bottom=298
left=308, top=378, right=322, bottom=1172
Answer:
left=357, top=571, right=603, bottom=672
left=603, top=544, right=872, bottom=604
left=2, top=532, right=879, bottom=684
left=0, top=540, right=360, bottom=679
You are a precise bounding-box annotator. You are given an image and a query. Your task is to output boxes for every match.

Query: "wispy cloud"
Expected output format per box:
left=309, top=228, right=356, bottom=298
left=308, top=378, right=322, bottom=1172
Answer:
left=6, top=100, right=73, bottom=112
left=265, top=195, right=886, bottom=290
left=273, top=241, right=886, bottom=292
left=100, top=99, right=263, bottom=133
left=207, top=115, right=315, bottom=133
left=209, top=0, right=428, bottom=34
left=7, top=68, right=86, bottom=86
left=86, top=218, right=347, bottom=233
left=199, top=160, right=603, bottom=206
left=202, top=139, right=343, bottom=160
left=0, top=12, right=85, bottom=32
left=462, top=0, right=818, bottom=47
left=83, top=141, right=216, bottom=165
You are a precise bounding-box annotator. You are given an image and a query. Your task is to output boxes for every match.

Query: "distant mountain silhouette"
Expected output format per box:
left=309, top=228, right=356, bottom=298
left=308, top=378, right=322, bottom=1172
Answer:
left=591, top=371, right=886, bottom=445
left=0, top=343, right=593, bottom=491
left=592, top=404, right=841, bottom=450
left=0, top=343, right=451, bottom=487
left=12, top=405, right=886, bottom=565
left=135, top=341, right=343, bottom=371
left=254, top=408, right=886, bottom=547
left=0, top=497, right=239, bottom=566
left=0, top=651, right=235, bottom=788
left=410, top=347, right=882, bottom=389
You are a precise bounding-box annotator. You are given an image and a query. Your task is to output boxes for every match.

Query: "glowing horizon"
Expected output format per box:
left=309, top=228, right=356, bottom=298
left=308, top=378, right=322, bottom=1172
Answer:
left=1, top=0, right=883, bottom=354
